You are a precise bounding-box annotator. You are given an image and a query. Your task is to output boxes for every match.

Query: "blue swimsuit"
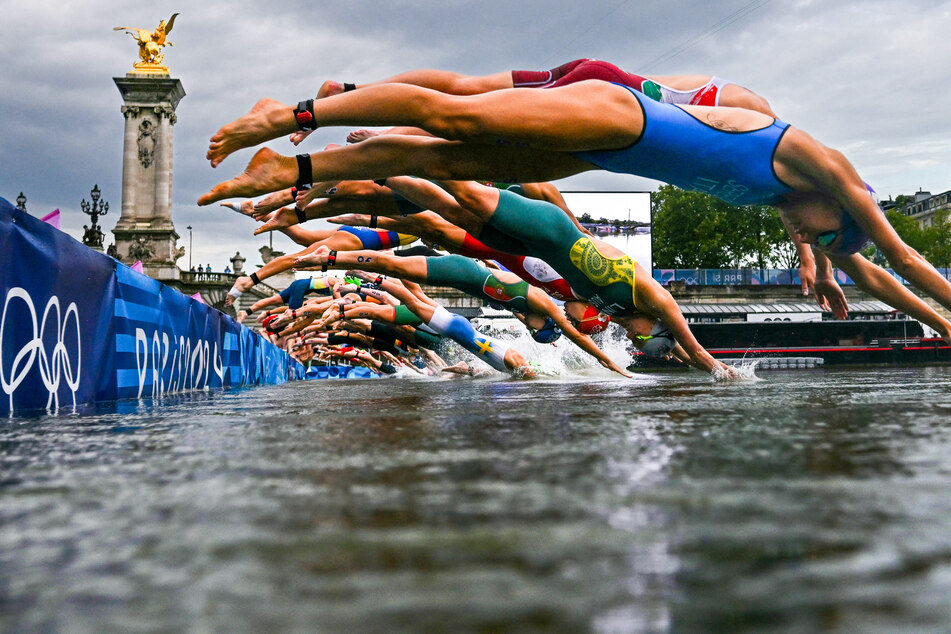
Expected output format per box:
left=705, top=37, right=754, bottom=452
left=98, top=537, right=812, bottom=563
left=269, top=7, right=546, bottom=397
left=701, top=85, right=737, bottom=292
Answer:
left=573, top=84, right=794, bottom=206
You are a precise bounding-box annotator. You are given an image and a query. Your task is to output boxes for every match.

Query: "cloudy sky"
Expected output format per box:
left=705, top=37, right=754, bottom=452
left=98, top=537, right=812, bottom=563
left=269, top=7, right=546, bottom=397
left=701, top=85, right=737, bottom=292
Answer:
left=2, top=0, right=950, bottom=271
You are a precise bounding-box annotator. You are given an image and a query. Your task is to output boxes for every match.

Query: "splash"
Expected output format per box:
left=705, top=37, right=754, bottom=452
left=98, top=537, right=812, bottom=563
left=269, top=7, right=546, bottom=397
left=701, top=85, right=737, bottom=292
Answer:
left=715, top=359, right=762, bottom=382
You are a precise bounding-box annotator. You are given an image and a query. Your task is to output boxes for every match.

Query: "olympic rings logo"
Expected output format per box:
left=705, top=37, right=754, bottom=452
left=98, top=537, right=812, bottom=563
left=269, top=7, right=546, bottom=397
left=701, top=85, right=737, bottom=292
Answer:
left=1, top=287, right=82, bottom=412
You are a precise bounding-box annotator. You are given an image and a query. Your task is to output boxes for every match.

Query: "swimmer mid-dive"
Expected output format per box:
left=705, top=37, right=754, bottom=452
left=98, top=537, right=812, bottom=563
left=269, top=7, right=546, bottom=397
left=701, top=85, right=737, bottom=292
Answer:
left=220, top=218, right=417, bottom=305
left=295, top=58, right=775, bottom=147
left=293, top=247, right=632, bottom=377
left=197, top=77, right=951, bottom=342
left=328, top=276, right=537, bottom=377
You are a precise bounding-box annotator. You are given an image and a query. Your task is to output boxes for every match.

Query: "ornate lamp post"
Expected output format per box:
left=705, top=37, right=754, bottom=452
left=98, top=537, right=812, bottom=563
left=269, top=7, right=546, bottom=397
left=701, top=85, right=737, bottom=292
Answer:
left=81, top=184, right=109, bottom=251
left=15, top=192, right=27, bottom=212
left=187, top=224, right=193, bottom=270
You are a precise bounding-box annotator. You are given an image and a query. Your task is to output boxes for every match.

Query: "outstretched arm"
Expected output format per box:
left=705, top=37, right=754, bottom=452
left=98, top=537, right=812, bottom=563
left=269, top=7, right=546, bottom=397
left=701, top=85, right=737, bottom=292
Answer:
left=811, top=250, right=849, bottom=319
left=633, top=268, right=737, bottom=378
left=829, top=253, right=951, bottom=342
left=528, top=292, right=632, bottom=377
left=788, top=139, right=951, bottom=314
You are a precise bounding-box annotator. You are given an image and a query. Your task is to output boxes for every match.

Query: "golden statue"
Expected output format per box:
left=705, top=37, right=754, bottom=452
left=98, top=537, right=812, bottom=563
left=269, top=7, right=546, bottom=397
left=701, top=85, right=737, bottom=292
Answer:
left=114, top=13, right=179, bottom=73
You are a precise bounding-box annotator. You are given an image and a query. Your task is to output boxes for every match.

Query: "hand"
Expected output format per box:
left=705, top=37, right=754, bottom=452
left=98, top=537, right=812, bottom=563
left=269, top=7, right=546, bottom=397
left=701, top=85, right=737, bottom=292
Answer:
left=798, top=260, right=816, bottom=297
left=814, top=276, right=849, bottom=320
left=716, top=362, right=741, bottom=380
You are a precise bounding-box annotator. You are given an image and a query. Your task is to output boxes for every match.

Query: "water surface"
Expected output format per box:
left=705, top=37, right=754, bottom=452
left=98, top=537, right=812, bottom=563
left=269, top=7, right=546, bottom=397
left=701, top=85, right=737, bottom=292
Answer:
left=3, top=366, right=951, bottom=632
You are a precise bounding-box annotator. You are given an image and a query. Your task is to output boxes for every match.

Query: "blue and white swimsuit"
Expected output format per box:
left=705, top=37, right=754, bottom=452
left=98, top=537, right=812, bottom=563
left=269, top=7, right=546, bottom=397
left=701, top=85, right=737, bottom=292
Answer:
left=572, top=84, right=794, bottom=206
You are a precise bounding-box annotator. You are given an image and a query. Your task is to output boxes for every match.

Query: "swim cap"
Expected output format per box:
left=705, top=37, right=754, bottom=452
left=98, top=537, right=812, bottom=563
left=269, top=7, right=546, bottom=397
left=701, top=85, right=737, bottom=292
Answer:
left=830, top=210, right=870, bottom=255
left=263, top=314, right=282, bottom=333
left=574, top=305, right=611, bottom=335
left=639, top=322, right=676, bottom=358
left=531, top=317, right=563, bottom=343
left=823, top=183, right=881, bottom=256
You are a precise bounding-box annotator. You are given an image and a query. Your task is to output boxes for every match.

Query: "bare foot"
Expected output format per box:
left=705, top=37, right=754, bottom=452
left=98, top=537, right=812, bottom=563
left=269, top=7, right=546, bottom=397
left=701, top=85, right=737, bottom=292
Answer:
left=225, top=275, right=255, bottom=307
left=289, top=130, right=312, bottom=146
left=296, top=187, right=320, bottom=209
left=294, top=245, right=331, bottom=269
left=347, top=129, right=381, bottom=143
left=220, top=201, right=256, bottom=218
left=207, top=98, right=297, bottom=167
left=317, top=80, right=346, bottom=99
left=254, top=188, right=296, bottom=214
left=345, top=269, right=378, bottom=283
left=253, top=207, right=298, bottom=235
left=198, top=148, right=297, bottom=206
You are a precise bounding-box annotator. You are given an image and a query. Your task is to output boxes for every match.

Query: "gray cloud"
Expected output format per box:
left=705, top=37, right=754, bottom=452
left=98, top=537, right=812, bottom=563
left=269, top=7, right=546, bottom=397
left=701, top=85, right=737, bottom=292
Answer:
left=2, top=0, right=950, bottom=269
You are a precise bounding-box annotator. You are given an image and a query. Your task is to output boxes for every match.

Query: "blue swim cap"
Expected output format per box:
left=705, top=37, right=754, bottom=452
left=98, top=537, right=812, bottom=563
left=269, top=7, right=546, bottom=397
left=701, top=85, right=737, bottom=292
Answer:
left=830, top=210, right=871, bottom=255
left=639, top=322, right=676, bottom=358
left=823, top=182, right=880, bottom=256
left=531, top=317, right=563, bottom=343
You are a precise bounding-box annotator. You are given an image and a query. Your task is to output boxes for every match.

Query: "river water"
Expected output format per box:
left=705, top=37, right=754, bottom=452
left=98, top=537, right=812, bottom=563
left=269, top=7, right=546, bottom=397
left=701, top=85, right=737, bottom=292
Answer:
left=3, top=365, right=951, bottom=632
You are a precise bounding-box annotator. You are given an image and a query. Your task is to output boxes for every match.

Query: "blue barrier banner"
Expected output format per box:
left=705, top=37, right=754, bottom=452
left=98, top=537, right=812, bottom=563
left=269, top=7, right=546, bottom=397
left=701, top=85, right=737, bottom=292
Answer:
left=0, top=197, right=302, bottom=416
left=1, top=200, right=116, bottom=413
left=654, top=268, right=869, bottom=286
left=650, top=267, right=947, bottom=287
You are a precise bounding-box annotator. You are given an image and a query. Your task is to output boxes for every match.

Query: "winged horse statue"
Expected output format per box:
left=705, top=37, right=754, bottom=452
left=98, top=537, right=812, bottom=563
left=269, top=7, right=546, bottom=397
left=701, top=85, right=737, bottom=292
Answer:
left=114, top=13, right=179, bottom=70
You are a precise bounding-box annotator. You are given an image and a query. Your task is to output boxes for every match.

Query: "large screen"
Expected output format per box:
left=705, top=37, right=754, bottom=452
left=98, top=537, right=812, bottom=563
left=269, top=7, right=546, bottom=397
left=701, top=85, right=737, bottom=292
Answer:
left=561, top=192, right=652, bottom=269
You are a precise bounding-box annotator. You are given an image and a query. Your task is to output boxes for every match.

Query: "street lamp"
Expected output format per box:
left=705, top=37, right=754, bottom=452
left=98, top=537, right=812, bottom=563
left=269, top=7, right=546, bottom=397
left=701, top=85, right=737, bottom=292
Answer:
left=81, top=184, right=109, bottom=250
left=187, top=225, right=193, bottom=270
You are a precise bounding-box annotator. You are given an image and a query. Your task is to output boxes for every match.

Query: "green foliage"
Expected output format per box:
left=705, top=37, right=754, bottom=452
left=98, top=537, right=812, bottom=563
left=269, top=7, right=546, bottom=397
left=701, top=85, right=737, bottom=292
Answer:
left=651, top=185, right=793, bottom=268
left=884, top=209, right=928, bottom=252
left=870, top=208, right=951, bottom=268
left=925, top=209, right=951, bottom=268
left=893, top=194, right=915, bottom=209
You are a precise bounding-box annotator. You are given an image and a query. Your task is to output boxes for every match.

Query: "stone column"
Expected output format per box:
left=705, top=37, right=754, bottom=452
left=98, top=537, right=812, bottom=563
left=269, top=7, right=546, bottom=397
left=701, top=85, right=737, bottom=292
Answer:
left=112, top=74, right=186, bottom=280
left=117, top=106, right=140, bottom=228
left=152, top=105, right=174, bottom=227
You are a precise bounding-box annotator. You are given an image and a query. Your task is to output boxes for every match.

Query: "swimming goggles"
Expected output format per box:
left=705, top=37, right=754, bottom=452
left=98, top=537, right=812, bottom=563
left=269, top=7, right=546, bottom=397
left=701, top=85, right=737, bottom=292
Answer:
left=813, top=229, right=842, bottom=249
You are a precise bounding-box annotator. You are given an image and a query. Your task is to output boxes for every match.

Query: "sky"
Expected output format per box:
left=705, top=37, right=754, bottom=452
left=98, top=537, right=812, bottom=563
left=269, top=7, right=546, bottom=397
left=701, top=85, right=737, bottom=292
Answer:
left=2, top=0, right=950, bottom=272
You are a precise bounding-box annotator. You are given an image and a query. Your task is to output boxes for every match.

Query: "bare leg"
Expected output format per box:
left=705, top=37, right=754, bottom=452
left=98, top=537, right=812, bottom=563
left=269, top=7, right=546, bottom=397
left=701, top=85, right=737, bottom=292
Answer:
left=306, top=81, right=641, bottom=149
left=297, top=68, right=510, bottom=145
left=206, top=80, right=640, bottom=166
left=718, top=84, right=778, bottom=117
left=198, top=137, right=593, bottom=205
left=338, top=69, right=513, bottom=96
left=296, top=248, right=429, bottom=281
left=248, top=233, right=365, bottom=284
left=254, top=194, right=403, bottom=235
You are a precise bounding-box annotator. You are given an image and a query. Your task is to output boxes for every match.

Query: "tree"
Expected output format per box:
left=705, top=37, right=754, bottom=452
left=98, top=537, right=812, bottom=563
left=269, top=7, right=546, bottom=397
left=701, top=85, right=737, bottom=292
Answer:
left=925, top=209, right=951, bottom=270
left=651, top=185, right=791, bottom=268
left=885, top=209, right=928, bottom=250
